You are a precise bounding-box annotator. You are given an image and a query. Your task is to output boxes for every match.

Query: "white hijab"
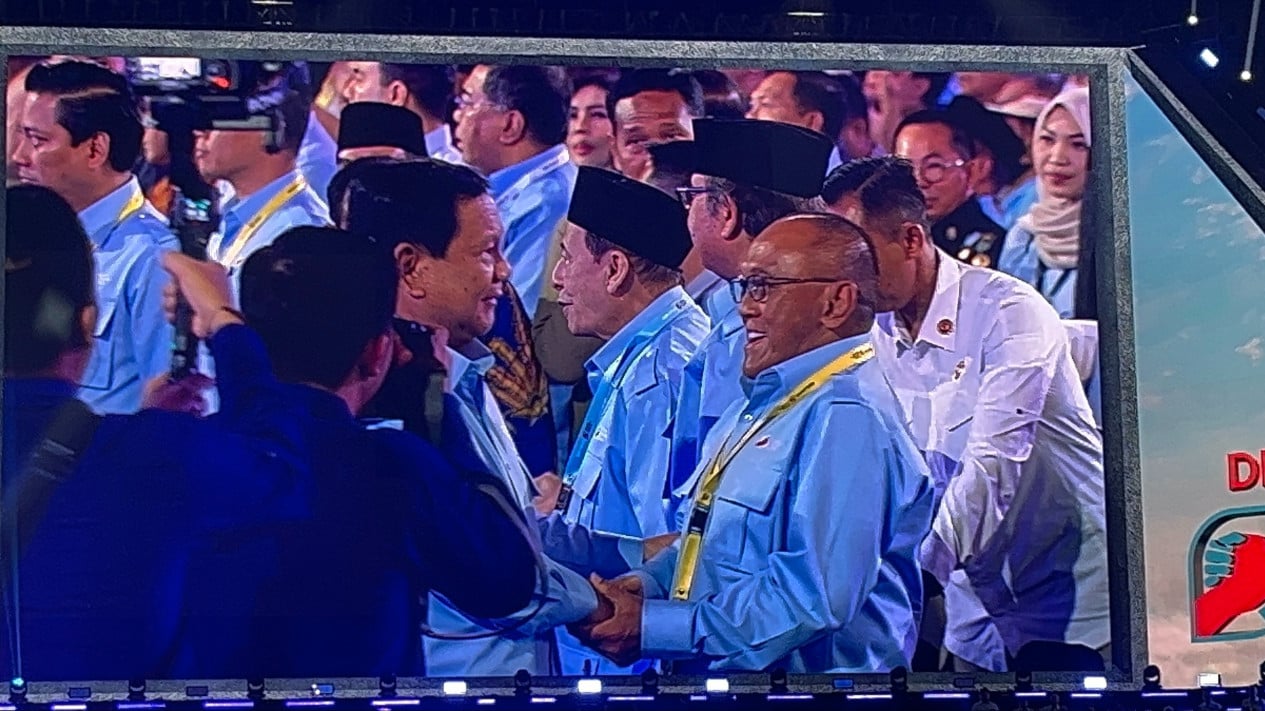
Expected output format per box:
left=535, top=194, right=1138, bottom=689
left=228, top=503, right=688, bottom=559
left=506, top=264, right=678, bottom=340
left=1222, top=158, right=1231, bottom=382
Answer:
left=1016, top=86, right=1091, bottom=271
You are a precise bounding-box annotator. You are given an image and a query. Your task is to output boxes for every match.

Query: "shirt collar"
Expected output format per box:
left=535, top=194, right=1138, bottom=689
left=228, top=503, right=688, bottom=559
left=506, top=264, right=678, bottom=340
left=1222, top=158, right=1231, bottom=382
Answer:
left=587, top=285, right=689, bottom=379
left=78, top=176, right=144, bottom=246
left=446, top=340, right=495, bottom=396
left=487, top=144, right=569, bottom=198
left=225, top=170, right=302, bottom=224
left=685, top=270, right=724, bottom=301
left=740, top=332, right=872, bottom=406
left=877, top=251, right=964, bottom=351
left=425, top=124, right=456, bottom=158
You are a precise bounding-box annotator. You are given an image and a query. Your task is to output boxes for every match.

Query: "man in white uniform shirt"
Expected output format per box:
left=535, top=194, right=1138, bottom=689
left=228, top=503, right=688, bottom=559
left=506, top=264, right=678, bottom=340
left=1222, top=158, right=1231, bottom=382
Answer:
left=827, top=155, right=1108, bottom=674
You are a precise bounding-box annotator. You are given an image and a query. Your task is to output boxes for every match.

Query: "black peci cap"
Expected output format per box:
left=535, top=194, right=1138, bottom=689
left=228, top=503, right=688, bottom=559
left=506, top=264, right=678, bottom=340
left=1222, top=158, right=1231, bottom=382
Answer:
left=567, top=166, right=693, bottom=270
left=337, top=102, right=427, bottom=158
left=691, top=118, right=833, bottom=198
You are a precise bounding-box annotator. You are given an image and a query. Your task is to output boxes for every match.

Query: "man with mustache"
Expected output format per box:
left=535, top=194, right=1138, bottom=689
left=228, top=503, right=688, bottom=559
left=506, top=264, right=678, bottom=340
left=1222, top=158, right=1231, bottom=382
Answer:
left=571, top=213, right=933, bottom=673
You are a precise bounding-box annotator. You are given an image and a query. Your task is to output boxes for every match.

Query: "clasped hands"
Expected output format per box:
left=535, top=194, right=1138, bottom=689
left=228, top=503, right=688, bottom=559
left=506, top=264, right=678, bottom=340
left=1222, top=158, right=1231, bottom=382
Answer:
left=568, top=573, right=645, bottom=667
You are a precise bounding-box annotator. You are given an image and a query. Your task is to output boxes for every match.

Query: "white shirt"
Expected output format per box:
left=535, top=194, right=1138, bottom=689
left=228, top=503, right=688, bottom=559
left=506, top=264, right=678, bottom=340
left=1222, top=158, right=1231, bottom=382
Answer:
left=871, top=253, right=1109, bottom=670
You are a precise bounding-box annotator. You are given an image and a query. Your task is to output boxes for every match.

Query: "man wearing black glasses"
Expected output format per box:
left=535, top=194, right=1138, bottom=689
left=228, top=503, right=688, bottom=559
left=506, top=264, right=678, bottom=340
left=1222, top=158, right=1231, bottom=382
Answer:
left=572, top=212, right=933, bottom=673
left=891, top=110, right=1005, bottom=269
left=667, top=118, right=832, bottom=526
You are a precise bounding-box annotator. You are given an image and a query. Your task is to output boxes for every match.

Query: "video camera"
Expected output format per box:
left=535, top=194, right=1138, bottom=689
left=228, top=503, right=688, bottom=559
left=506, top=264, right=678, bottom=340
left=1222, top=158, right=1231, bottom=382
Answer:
left=124, top=57, right=311, bottom=379
left=126, top=57, right=312, bottom=139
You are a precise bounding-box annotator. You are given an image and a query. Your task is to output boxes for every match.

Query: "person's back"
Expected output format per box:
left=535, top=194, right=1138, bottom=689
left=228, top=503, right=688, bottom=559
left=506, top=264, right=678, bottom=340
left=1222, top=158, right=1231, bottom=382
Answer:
left=0, top=185, right=292, bottom=681
left=174, top=226, right=538, bottom=678
left=2, top=380, right=288, bottom=681
left=181, top=383, right=513, bottom=677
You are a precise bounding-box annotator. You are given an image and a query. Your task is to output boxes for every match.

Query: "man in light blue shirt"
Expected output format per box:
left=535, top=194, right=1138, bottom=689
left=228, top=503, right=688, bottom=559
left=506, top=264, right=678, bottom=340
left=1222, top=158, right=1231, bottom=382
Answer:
left=195, top=79, right=330, bottom=297
left=669, top=119, right=833, bottom=520
left=571, top=213, right=933, bottom=672
left=549, top=166, right=709, bottom=673
left=12, top=60, right=178, bottom=414
left=455, top=64, right=576, bottom=317
left=341, top=62, right=464, bottom=165
left=334, top=157, right=598, bottom=676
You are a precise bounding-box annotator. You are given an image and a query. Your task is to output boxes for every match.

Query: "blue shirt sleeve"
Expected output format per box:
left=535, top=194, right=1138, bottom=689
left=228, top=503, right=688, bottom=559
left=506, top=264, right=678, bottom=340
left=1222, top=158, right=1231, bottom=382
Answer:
left=125, top=239, right=178, bottom=388
left=641, top=401, right=899, bottom=667
left=537, top=512, right=637, bottom=580
left=434, top=554, right=598, bottom=636
left=390, top=437, right=540, bottom=620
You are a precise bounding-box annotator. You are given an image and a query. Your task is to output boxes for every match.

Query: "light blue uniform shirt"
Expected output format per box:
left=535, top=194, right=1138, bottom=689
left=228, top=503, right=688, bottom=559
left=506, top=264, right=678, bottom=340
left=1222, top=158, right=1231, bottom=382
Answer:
left=207, top=171, right=331, bottom=300
left=554, top=286, right=708, bottom=674
left=979, top=177, right=1038, bottom=233
left=297, top=110, right=338, bottom=202
left=77, top=177, right=179, bottom=415
left=669, top=289, right=744, bottom=528
left=489, top=145, right=576, bottom=319
left=997, top=224, right=1078, bottom=318
left=423, top=342, right=598, bottom=677
left=635, top=335, right=934, bottom=673
left=425, top=124, right=464, bottom=165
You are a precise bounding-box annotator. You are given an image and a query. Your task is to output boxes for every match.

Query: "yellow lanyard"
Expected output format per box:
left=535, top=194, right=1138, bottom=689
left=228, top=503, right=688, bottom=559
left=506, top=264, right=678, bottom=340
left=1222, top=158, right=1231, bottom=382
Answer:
left=90, top=184, right=147, bottom=253
left=670, top=341, right=876, bottom=601
left=217, top=175, right=307, bottom=269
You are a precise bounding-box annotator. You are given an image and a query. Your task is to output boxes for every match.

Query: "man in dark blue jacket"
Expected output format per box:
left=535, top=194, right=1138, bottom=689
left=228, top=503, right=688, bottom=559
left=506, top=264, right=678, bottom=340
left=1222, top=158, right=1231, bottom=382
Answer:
left=1, top=185, right=537, bottom=682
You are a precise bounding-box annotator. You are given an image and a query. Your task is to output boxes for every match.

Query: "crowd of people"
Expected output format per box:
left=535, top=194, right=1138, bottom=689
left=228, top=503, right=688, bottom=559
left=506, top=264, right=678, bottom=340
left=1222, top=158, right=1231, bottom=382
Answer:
left=2, top=57, right=1109, bottom=682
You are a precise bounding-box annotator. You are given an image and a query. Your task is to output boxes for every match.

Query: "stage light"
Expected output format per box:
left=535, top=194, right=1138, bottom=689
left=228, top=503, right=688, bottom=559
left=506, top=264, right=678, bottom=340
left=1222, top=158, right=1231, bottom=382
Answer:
left=1082, top=675, right=1107, bottom=690
left=442, top=682, right=468, bottom=697
left=1242, top=70, right=1254, bottom=81
left=128, top=680, right=147, bottom=702
left=576, top=680, right=602, bottom=696
left=310, top=684, right=334, bottom=697
left=770, top=669, right=789, bottom=694
left=1201, top=49, right=1221, bottom=68
left=1198, top=672, right=1222, bottom=688
left=1015, top=669, right=1034, bottom=693
left=705, top=679, right=730, bottom=694
left=640, top=669, right=659, bottom=696
left=8, top=678, right=26, bottom=704
left=1188, top=14, right=1200, bottom=24
left=1144, top=664, right=1162, bottom=690
left=378, top=676, right=397, bottom=699
left=890, top=666, right=908, bottom=694
left=514, top=670, right=532, bottom=697
left=246, top=679, right=265, bottom=702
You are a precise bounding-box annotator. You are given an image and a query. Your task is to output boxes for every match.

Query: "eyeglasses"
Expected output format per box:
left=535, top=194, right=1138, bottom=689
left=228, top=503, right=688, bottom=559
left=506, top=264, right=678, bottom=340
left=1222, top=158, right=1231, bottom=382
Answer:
left=675, top=186, right=711, bottom=209
left=731, top=275, right=844, bottom=304
left=915, top=158, right=967, bottom=184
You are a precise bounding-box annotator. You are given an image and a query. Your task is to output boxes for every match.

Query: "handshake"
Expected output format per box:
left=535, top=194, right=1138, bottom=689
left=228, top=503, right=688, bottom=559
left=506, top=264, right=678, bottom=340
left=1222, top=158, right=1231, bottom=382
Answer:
left=565, top=531, right=676, bottom=667
left=568, top=573, right=646, bottom=667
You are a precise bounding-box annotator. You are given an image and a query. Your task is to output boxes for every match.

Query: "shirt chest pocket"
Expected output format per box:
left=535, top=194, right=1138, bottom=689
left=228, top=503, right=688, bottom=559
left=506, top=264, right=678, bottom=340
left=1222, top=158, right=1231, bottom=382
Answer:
left=704, top=455, right=784, bottom=574
left=563, top=421, right=612, bottom=529
left=927, top=377, right=975, bottom=460
left=80, top=296, right=121, bottom=391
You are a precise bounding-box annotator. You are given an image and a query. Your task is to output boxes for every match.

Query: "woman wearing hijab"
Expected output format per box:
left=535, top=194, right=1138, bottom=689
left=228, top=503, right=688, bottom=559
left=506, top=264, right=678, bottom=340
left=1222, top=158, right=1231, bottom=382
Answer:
left=997, top=87, right=1091, bottom=319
